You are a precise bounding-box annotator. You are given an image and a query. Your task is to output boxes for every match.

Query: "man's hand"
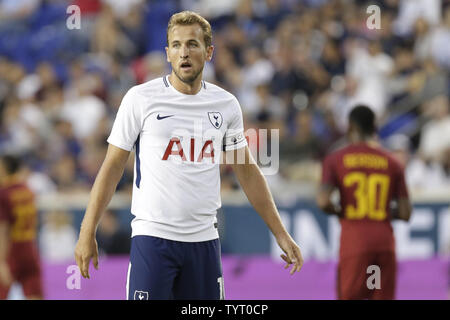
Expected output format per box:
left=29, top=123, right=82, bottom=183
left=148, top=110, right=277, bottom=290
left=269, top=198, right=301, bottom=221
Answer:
left=0, top=261, right=13, bottom=288
left=74, top=233, right=99, bottom=279
left=276, top=233, right=303, bottom=275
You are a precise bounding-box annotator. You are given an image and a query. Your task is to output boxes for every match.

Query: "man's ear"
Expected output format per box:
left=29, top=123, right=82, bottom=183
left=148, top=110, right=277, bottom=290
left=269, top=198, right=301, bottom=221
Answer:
left=165, top=46, right=171, bottom=63
left=206, top=45, right=214, bottom=62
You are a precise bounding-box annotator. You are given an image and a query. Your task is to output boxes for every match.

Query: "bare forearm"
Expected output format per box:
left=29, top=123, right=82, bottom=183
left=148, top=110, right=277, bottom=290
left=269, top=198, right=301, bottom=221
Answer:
left=237, top=165, right=288, bottom=237
left=80, top=147, right=129, bottom=236
left=81, top=169, right=122, bottom=235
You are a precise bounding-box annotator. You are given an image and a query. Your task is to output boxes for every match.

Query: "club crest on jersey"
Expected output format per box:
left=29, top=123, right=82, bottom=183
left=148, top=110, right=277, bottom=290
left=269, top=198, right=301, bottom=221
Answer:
left=208, top=112, right=223, bottom=129
left=134, top=290, right=149, bottom=300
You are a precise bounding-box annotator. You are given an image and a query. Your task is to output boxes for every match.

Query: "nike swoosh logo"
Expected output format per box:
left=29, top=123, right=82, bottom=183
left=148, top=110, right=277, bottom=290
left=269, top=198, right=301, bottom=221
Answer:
left=157, top=114, right=174, bottom=120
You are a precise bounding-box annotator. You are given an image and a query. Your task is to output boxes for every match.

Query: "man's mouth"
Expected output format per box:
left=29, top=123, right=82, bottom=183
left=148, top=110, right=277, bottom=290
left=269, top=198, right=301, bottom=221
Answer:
left=180, top=62, right=192, bottom=70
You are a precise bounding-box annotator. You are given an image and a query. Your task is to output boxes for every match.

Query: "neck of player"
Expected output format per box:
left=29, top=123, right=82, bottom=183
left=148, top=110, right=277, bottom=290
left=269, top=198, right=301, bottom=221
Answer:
left=169, top=72, right=202, bottom=95
left=350, top=134, right=379, bottom=147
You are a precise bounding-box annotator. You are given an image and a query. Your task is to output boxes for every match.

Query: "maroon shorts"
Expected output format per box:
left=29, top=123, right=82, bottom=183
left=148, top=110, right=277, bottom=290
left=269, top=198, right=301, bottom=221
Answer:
left=337, top=251, right=396, bottom=300
left=0, top=242, right=43, bottom=299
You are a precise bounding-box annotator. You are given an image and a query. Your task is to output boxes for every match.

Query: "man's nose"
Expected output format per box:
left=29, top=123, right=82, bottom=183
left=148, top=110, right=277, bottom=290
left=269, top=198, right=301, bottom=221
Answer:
left=180, top=45, right=189, bottom=58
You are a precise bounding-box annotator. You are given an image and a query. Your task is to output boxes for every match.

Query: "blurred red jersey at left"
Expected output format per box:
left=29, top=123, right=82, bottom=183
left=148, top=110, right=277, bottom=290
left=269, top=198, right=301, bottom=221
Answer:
left=0, top=156, right=43, bottom=300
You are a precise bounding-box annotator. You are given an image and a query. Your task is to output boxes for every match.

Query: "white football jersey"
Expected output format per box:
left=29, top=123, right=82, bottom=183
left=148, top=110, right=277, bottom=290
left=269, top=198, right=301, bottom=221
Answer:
left=107, top=75, right=247, bottom=242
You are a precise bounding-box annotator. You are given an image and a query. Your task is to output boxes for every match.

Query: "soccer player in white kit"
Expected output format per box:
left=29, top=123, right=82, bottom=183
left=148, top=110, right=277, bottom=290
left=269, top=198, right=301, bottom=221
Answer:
left=75, top=11, right=303, bottom=300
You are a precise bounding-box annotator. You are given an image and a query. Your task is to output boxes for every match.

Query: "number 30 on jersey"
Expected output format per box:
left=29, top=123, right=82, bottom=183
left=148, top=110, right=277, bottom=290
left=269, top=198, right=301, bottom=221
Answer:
left=343, top=172, right=390, bottom=221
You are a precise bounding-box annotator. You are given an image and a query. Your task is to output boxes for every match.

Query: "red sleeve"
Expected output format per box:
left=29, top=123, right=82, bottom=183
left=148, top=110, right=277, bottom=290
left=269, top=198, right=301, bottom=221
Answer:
left=321, top=154, right=338, bottom=188
left=392, top=162, right=409, bottom=199
left=0, top=191, right=13, bottom=223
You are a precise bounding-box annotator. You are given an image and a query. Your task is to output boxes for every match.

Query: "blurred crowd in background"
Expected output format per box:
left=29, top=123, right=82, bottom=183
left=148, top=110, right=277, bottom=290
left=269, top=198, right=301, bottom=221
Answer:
left=0, top=0, right=449, bottom=261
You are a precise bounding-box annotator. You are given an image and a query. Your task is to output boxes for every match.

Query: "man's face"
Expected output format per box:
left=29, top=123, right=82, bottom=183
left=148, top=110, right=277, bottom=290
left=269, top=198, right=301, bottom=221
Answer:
left=166, top=24, right=213, bottom=84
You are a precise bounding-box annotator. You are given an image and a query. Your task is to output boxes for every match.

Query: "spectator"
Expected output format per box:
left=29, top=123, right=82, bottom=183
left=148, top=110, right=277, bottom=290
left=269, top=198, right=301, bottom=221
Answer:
left=60, top=74, right=107, bottom=141
left=140, top=51, right=169, bottom=84
left=39, top=210, right=78, bottom=263
left=49, top=153, right=80, bottom=191
left=393, top=0, right=442, bottom=36
left=413, top=17, right=435, bottom=63
left=385, top=133, right=412, bottom=168
left=320, top=39, right=345, bottom=77
left=16, top=74, right=51, bottom=143
left=252, top=82, right=287, bottom=128
left=101, top=0, right=143, bottom=19
left=345, top=39, right=394, bottom=121
left=0, top=0, right=40, bottom=22
left=386, top=131, right=450, bottom=191
left=52, top=119, right=82, bottom=159
left=428, top=5, right=450, bottom=69
left=279, top=108, right=325, bottom=183
left=1, top=95, right=37, bottom=155
left=419, top=95, right=450, bottom=162
left=23, top=165, right=57, bottom=197
left=406, top=154, right=450, bottom=191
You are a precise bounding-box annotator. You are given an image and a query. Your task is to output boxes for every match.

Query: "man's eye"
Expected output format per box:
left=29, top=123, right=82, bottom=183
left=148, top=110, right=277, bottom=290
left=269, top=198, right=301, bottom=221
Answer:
left=172, top=43, right=180, bottom=48
left=190, top=43, right=198, bottom=47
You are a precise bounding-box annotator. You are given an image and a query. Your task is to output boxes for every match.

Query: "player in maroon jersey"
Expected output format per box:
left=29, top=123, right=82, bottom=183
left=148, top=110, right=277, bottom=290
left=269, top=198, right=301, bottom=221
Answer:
left=0, top=155, right=43, bottom=300
left=316, top=105, right=412, bottom=300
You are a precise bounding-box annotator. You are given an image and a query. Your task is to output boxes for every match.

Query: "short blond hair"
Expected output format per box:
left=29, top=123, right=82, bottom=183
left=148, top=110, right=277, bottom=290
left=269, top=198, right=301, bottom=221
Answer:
left=167, top=11, right=212, bottom=48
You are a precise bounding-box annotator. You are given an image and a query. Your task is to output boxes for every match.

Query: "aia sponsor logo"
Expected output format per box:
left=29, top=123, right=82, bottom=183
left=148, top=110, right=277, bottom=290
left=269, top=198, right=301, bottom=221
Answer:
left=162, top=138, right=215, bottom=163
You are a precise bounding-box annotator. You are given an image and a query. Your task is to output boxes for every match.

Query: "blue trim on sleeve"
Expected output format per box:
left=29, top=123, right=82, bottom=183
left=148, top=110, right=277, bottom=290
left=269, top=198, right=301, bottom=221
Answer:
left=135, top=135, right=141, bottom=188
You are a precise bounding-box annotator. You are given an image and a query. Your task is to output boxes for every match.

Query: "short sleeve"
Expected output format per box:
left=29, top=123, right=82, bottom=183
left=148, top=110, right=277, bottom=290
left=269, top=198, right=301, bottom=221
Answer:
left=222, top=97, right=247, bottom=151
left=321, top=154, right=338, bottom=188
left=107, top=87, right=143, bottom=151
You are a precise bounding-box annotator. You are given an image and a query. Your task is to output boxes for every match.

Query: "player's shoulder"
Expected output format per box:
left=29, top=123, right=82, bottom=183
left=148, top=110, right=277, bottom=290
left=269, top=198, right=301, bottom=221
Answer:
left=351, top=143, right=405, bottom=172
left=373, top=146, right=404, bottom=169
left=324, top=140, right=351, bottom=159
left=203, top=80, right=238, bottom=102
